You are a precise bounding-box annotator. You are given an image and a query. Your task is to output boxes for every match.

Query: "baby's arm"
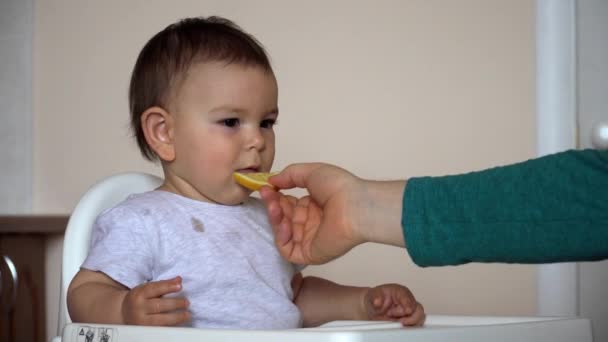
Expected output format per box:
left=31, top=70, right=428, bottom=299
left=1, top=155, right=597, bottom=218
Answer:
left=292, top=273, right=368, bottom=327
left=67, top=269, right=190, bottom=326
left=292, top=274, right=425, bottom=327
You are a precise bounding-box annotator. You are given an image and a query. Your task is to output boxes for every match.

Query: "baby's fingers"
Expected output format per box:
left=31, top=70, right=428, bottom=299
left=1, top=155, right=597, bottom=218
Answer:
left=399, top=302, right=426, bottom=326
left=387, top=305, right=408, bottom=317
left=146, top=297, right=190, bottom=314
left=365, top=291, right=392, bottom=320
left=142, top=276, right=183, bottom=299
left=147, top=310, right=192, bottom=326
left=392, top=287, right=417, bottom=315
left=387, top=296, right=415, bottom=317
left=371, top=295, right=392, bottom=314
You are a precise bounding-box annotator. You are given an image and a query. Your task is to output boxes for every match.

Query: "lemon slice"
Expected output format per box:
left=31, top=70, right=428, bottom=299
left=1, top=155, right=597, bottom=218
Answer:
left=233, top=172, right=277, bottom=191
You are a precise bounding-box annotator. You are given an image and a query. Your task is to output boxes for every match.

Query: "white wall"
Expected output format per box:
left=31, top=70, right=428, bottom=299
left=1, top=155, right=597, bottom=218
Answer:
left=34, top=1, right=537, bottom=339
left=0, top=0, right=33, bottom=213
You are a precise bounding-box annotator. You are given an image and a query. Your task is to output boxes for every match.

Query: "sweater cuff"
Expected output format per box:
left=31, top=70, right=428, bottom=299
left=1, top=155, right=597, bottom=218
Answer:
left=402, top=177, right=432, bottom=267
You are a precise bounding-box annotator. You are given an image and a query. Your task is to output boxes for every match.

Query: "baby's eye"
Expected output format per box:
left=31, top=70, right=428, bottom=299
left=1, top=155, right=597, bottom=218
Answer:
left=221, top=118, right=240, bottom=127
left=260, top=119, right=276, bottom=129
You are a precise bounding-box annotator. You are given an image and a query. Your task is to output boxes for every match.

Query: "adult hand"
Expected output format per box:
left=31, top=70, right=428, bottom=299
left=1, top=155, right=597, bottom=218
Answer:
left=259, top=163, right=406, bottom=265
left=121, top=276, right=191, bottom=326
left=259, top=163, right=362, bottom=264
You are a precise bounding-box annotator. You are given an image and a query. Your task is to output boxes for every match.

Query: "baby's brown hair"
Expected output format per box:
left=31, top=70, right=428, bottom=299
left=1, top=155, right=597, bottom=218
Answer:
left=129, top=16, right=272, bottom=161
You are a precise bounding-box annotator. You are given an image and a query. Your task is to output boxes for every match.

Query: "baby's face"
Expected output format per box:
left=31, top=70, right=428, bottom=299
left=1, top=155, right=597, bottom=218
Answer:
left=163, top=61, right=278, bottom=205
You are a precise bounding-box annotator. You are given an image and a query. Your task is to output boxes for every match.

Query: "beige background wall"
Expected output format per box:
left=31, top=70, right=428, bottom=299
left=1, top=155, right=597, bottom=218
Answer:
left=35, top=0, right=537, bottom=339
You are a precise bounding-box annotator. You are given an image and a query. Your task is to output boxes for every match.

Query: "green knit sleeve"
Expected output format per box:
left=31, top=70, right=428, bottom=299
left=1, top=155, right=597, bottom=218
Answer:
left=402, top=149, right=608, bottom=267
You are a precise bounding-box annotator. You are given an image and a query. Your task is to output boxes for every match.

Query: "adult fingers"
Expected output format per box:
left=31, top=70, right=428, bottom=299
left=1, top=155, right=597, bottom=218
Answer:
left=259, top=186, right=279, bottom=207
left=276, top=195, right=297, bottom=246
left=260, top=188, right=291, bottom=246
left=292, top=197, right=311, bottom=243
left=269, top=195, right=300, bottom=260
left=260, top=188, right=284, bottom=230
left=268, top=163, right=325, bottom=189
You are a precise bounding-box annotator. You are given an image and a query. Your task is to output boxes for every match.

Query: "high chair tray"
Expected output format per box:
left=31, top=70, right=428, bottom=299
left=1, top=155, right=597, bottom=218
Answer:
left=59, top=315, right=592, bottom=342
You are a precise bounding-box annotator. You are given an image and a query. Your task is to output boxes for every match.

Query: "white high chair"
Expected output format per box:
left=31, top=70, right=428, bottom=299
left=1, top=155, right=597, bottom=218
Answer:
left=53, top=172, right=593, bottom=342
left=53, top=172, right=163, bottom=341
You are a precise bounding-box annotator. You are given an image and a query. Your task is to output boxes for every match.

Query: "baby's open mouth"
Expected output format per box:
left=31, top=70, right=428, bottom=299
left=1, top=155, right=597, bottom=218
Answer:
left=236, top=167, right=259, bottom=173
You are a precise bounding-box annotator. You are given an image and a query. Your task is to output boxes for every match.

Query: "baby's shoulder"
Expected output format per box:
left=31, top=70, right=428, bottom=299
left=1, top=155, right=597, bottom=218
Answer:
left=96, top=190, right=176, bottom=226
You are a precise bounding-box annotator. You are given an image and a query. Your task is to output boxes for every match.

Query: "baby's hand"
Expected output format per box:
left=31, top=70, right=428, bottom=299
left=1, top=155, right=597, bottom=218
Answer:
left=121, top=276, right=190, bottom=326
left=364, top=283, right=425, bottom=326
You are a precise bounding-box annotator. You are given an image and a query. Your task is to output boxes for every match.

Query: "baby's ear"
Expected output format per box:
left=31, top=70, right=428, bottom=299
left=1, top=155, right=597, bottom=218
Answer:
left=141, top=106, right=175, bottom=162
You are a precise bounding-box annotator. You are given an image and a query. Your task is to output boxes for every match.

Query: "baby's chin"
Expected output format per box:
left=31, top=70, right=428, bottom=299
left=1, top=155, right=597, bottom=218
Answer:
left=217, top=189, right=253, bottom=206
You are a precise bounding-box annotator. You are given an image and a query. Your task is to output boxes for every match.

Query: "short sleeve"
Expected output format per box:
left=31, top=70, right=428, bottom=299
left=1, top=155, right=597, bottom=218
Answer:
left=81, top=205, right=156, bottom=289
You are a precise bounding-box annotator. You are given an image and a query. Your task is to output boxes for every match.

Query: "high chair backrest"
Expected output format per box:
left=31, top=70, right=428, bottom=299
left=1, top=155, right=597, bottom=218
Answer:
left=57, top=172, right=162, bottom=332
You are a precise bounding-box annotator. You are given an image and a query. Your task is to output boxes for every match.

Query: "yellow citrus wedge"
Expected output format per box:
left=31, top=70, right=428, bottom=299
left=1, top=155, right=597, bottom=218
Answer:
left=233, top=172, right=277, bottom=191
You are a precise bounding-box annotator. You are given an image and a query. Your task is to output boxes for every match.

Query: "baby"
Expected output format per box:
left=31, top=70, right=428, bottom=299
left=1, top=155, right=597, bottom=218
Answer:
left=67, top=16, right=425, bottom=329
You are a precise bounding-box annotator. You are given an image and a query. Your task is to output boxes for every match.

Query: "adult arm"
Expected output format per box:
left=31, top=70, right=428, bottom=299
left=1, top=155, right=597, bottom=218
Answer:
left=404, top=149, right=608, bottom=266
left=262, top=149, right=608, bottom=266
left=261, top=164, right=406, bottom=265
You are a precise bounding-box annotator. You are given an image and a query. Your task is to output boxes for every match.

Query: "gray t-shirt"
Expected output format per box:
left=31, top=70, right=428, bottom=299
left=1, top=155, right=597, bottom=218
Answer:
left=81, top=190, right=302, bottom=329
